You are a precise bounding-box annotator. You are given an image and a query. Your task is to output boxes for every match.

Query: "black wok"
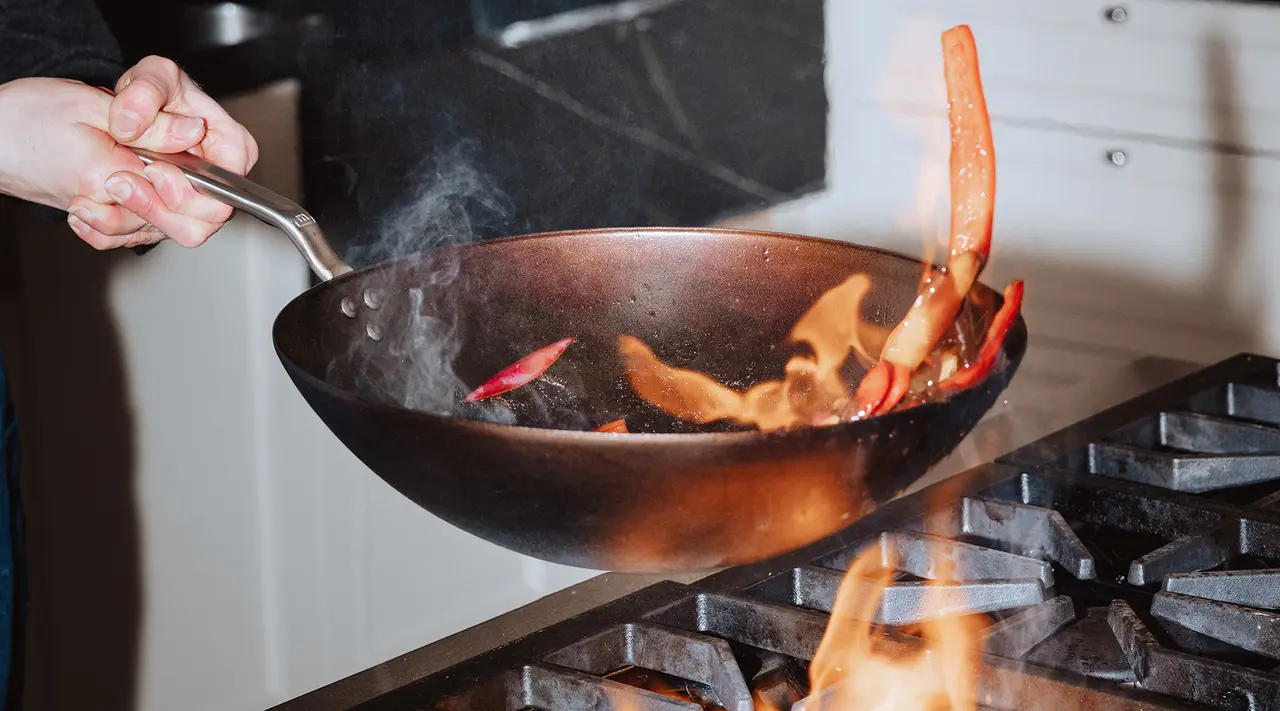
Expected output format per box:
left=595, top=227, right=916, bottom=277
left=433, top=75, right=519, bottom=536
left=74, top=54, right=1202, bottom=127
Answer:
left=135, top=148, right=1027, bottom=573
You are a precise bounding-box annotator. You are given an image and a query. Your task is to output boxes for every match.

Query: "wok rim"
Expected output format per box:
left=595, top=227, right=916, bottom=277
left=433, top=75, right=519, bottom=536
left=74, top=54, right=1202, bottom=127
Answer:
left=273, top=226, right=1028, bottom=444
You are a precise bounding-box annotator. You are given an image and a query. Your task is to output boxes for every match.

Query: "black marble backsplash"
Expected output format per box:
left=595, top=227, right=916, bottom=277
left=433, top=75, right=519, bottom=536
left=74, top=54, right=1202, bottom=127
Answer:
left=471, top=0, right=621, bottom=34
left=93, top=0, right=827, bottom=264
left=299, top=0, right=827, bottom=265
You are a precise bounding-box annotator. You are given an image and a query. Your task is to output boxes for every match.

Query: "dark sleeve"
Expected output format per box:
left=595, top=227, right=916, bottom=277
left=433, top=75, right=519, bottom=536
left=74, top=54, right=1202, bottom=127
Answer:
left=0, top=0, right=124, bottom=87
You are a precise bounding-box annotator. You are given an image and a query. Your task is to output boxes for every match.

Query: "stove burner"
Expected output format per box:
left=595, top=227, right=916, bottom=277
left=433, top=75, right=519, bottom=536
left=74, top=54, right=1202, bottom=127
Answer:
left=269, top=353, right=1280, bottom=711
left=545, top=623, right=754, bottom=711
left=1109, top=600, right=1280, bottom=710
left=1149, top=568, right=1280, bottom=663
left=1086, top=409, right=1280, bottom=493
left=846, top=529, right=1058, bottom=587
left=980, top=594, right=1076, bottom=659
left=917, top=496, right=1098, bottom=581
left=1025, top=606, right=1137, bottom=683
left=1129, top=490, right=1280, bottom=586
left=1163, top=568, right=1280, bottom=609
left=436, top=664, right=699, bottom=711
left=749, top=563, right=1047, bottom=625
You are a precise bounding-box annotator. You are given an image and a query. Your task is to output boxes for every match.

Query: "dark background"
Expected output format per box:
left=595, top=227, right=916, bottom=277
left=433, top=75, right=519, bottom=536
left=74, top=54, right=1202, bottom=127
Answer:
left=90, top=0, right=829, bottom=265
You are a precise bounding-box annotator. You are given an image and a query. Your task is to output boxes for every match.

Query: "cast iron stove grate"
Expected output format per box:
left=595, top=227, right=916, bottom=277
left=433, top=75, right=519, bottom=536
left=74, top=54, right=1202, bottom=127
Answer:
left=278, top=353, right=1280, bottom=711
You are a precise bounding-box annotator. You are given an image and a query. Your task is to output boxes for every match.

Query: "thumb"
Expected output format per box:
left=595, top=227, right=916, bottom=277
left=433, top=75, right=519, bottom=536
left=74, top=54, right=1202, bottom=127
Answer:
left=108, top=64, right=206, bottom=152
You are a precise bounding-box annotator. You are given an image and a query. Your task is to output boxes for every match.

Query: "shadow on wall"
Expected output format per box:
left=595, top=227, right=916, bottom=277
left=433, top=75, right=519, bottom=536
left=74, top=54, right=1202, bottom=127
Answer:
left=0, top=205, right=140, bottom=711
left=1201, top=28, right=1264, bottom=351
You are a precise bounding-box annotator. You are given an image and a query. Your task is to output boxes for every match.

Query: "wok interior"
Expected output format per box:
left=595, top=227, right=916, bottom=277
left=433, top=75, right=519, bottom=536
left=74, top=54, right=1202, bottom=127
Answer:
left=278, top=229, right=1001, bottom=433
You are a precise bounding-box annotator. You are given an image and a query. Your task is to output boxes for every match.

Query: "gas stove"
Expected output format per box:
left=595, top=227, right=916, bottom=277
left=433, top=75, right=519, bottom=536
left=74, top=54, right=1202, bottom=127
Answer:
left=272, top=352, right=1280, bottom=711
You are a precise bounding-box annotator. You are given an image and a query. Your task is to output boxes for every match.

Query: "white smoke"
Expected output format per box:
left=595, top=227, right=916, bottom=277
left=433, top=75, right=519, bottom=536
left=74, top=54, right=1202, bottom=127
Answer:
left=326, top=140, right=519, bottom=424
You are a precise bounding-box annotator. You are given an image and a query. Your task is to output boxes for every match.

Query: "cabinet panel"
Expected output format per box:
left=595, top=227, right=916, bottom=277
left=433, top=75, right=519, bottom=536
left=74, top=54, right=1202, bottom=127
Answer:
left=830, top=0, right=1280, bottom=153
left=739, top=103, right=1280, bottom=364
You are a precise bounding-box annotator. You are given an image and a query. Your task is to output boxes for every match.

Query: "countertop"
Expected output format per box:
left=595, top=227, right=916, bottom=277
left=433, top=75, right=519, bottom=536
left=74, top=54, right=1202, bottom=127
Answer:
left=271, top=335, right=1203, bottom=711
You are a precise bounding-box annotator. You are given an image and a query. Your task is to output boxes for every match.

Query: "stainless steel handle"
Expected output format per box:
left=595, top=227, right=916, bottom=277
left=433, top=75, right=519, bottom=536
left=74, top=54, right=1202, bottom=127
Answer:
left=130, top=147, right=352, bottom=281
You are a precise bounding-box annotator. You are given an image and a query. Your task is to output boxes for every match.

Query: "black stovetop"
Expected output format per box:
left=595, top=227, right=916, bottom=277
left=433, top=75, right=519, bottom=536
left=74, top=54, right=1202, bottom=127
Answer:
left=273, top=353, right=1280, bottom=711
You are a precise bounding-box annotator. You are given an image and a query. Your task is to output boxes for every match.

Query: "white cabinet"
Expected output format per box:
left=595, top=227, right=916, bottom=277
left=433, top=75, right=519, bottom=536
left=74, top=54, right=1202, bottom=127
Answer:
left=728, top=0, right=1280, bottom=365
left=832, top=0, right=1280, bottom=151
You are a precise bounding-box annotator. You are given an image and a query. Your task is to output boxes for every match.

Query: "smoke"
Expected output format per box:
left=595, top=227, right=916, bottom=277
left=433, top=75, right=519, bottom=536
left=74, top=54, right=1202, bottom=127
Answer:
left=325, top=139, right=520, bottom=425
left=343, top=139, right=512, bottom=266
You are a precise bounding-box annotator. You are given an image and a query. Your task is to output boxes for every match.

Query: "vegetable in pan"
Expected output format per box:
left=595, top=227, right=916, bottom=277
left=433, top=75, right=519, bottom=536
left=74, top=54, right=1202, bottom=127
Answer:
left=461, top=25, right=1025, bottom=434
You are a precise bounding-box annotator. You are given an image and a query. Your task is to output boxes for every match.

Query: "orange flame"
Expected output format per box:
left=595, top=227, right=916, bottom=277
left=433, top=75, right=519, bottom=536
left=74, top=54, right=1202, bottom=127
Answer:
left=611, top=20, right=997, bottom=711
left=618, top=274, right=891, bottom=431
left=806, top=533, right=984, bottom=711
left=617, top=23, right=1016, bottom=432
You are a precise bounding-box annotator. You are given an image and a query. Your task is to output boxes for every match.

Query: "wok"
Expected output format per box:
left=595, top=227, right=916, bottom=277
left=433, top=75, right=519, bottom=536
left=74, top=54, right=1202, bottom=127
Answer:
left=133, top=148, right=1027, bottom=572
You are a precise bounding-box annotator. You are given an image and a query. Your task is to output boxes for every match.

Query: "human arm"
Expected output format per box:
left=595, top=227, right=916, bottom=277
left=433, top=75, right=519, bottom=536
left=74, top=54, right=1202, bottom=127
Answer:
left=0, top=0, right=259, bottom=248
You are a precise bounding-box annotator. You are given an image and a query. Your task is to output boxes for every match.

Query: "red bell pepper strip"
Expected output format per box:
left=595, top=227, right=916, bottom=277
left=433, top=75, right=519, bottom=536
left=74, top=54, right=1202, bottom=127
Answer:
left=847, top=24, right=997, bottom=419
left=463, top=338, right=575, bottom=402
left=940, top=281, right=1024, bottom=391
left=941, top=24, right=996, bottom=267
left=593, top=418, right=629, bottom=434
left=849, top=361, right=912, bottom=420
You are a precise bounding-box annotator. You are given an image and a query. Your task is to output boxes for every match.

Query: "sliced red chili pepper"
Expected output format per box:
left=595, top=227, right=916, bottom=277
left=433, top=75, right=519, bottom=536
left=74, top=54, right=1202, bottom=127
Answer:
left=941, top=23, right=995, bottom=266
left=463, top=337, right=575, bottom=402
left=940, top=281, right=1024, bottom=390
left=593, top=418, right=629, bottom=434
left=849, top=360, right=913, bottom=420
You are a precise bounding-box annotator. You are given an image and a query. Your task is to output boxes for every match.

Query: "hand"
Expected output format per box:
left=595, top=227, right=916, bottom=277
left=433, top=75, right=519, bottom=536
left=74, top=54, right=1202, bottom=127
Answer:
left=0, top=56, right=258, bottom=249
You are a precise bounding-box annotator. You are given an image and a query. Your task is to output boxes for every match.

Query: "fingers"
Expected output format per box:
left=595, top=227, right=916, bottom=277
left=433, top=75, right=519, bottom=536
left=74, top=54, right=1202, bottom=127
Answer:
left=103, top=170, right=223, bottom=248
left=63, top=56, right=257, bottom=251
left=112, top=55, right=258, bottom=177
left=110, top=56, right=184, bottom=143
left=141, top=161, right=233, bottom=223
left=68, top=213, right=163, bottom=251
left=66, top=196, right=160, bottom=250
left=86, top=170, right=225, bottom=248
left=67, top=195, right=146, bottom=236
left=108, top=56, right=208, bottom=154
left=196, top=121, right=259, bottom=175
left=127, top=113, right=207, bottom=153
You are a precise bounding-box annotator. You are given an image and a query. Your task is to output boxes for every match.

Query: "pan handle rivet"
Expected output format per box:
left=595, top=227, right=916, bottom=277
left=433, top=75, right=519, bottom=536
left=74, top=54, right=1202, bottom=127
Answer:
left=366, top=322, right=384, bottom=341
left=363, top=289, right=382, bottom=310
left=340, top=297, right=358, bottom=318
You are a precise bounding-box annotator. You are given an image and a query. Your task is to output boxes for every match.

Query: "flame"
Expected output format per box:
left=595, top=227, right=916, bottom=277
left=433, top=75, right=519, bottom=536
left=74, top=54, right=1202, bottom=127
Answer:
left=617, top=20, right=1013, bottom=431
left=799, top=23, right=987, bottom=697
left=878, top=15, right=952, bottom=280
left=806, top=529, right=984, bottom=711
left=609, top=18, right=995, bottom=711
left=618, top=274, right=891, bottom=431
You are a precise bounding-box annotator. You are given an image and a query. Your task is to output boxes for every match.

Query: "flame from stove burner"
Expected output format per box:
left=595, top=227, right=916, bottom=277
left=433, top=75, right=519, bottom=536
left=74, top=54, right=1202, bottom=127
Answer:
left=806, top=513, right=984, bottom=711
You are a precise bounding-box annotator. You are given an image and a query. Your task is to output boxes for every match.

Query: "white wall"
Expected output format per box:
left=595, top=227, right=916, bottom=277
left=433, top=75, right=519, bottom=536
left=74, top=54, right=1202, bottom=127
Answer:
left=720, top=0, right=1280, bottom=365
